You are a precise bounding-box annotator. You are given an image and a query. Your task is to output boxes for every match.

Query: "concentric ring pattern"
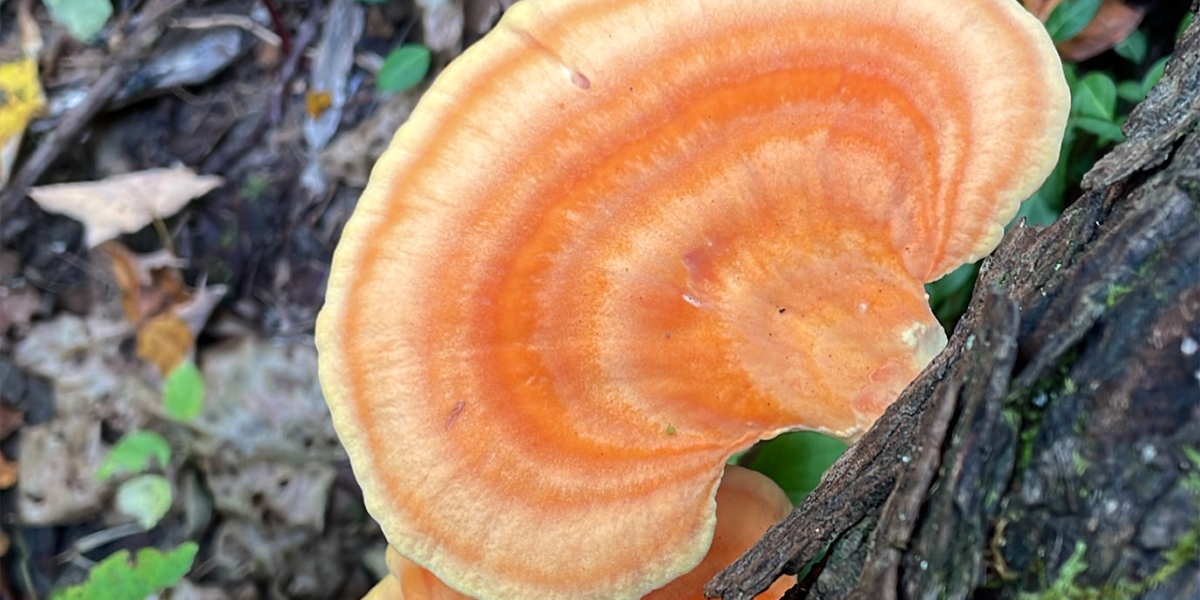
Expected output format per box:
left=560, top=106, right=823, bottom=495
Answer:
left=316, top=0, right=1068, bottom=598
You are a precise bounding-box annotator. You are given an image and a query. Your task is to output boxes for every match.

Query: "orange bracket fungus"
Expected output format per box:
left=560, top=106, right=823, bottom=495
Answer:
left=316, top=0, right=1069, bottom=598
left=364, top=466, right=796, bottom=600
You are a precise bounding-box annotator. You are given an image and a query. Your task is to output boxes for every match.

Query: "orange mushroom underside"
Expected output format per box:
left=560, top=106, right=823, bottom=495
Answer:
left=316, top=1, right=1068, bottom=599
left=367, top=466, right=797, bottom=600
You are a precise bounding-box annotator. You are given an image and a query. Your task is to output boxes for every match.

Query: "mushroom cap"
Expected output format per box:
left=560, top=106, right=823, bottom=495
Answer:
left=316, top=0, right=1068, bottom=599
left=643, top=466, right=796, bottom=600
left=365, top=466, right=796, bottom=600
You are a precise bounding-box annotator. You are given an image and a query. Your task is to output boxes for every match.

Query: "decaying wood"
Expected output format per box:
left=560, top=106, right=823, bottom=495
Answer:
left=707, top=15, right=1200, bottom=600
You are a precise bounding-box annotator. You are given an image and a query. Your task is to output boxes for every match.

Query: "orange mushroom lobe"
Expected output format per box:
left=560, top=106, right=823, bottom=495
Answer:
left=316, top=1, right=1068, bottom=599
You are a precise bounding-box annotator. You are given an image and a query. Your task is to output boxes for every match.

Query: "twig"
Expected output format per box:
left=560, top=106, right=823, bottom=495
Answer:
left=0, top=0, right=189, bottom=213
left=200, top=13, right=320, bottom=175
left=260, top=0, right=292, bottom=55
left=59, top=523, right=146, bottom=560
left=171, top=14, right=283, bottom=48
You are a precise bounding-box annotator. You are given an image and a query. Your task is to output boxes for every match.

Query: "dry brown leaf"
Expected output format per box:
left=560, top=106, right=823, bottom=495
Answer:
left=207, top=460, right=335, bottom=531
left=1058, top=0, right=1145, bottom=61
left=28, top=167, right=223, bottom=247
left=13, top=313, right=154, bottom=420
left=0, top=405, right=24, bottom=440
left=1022, top=0, right=1062, bottom=21
left=0, top=528, right=8, bottom=558
left=0, top=282, right=40, bottom=349
left=18, top=2, right=43, bottom=55
left=103, top=241, right=175, bottom=324
left=19, top=415, right=110, bottom=525
left=464, top=0, right=515, bottom=40
left=320, top=90, right=423, bottom=186
left=0, top=453, right=17, bottom=489
left=137, top=313, right=194, bottom=374
left=189, top=337, right=341, bottom=460
left=174, top=280, right=227, bottom=338
left=416, top=0, right=464, bottom=54
left=168, top=578, right=234, bottom=600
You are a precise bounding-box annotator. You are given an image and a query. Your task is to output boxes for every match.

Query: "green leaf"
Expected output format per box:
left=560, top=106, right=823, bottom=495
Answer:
left=1061, top=62, right=1080, bottom=90
left=926, top=262, right=980, bottom=331
left=1011, top=127, right=1075, bottom=229
left=377, top=44, right=432, bottom=93
left=115, top=474, right=173, bottom=529
left=163, top=361, right=204, bottom=421
left=42, top=0, right=112, bottom=41
left=55, top=542, right=197, bottom=600
left=1140, top=56, right=1168, bottom=96
left=96, top=431, right=171, bottom=481
left=1178, top=13, right=1194, bottom=41
left=1116, top=80, right=1145, bottom=104
left=1072, top=115, right=1125, bottom=143
left=1113, top=30, right=1147, bottom=64
left=1044, top=0, right=1103, bottom=43
left=1072, top=72, right=1117, bottom=121
left=745, top=432, right=847, bottom=505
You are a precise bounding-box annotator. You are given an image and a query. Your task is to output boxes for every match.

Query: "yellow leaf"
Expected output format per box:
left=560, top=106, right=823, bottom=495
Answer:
left=0, top=454, right=17, bottom=489
left=136, top=313, right=194, bottom=375
left=306, top=90, right=333, bottom=118
left=0, top=58, right=45, bottom=142
left=0, top=57, right=46, bottom=188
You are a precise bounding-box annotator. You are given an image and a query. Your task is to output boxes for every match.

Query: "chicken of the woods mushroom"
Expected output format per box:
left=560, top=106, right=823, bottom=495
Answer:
left=316, top=0, right=1070, bottom=598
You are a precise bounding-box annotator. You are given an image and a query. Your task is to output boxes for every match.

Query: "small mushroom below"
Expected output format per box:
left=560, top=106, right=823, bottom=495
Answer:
left=362, top=466, right=796, bottom=600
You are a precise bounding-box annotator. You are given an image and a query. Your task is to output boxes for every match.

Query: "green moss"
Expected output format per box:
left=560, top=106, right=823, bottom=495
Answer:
left=1017, top=505, right=1199, bottom=599
left=1008, top=350, right=1079, bottom=471
left=1105, top=283, right=1132, bottom=307
left=239, top=172, right=271, bottom=202
left=1019, top=541, right=1089, bottom=600
left=1183, top=178, right=1198, bottom=203
left=1137, top=526, right=1199, bottom=591
left=1135, top=243, right=1167, bottom=278
left=1071, top=450, right=1090, bottom=476
left=1063, top=377, right=1077, bottom=394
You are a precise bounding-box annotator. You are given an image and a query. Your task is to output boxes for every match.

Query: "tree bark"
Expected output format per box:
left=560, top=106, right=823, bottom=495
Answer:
left=707, top=13, right=1200, bottom=600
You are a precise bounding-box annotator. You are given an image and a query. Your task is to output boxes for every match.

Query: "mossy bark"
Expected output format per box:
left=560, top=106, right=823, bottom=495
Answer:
left=707, top=14, right=1200, bottom=600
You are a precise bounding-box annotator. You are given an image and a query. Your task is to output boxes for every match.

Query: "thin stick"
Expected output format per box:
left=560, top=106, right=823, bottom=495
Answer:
left=200, top=13, right=320, bottom=175
left=0, top=0, right=189, bottom=214
left=171, top=14, right=283, bottom=48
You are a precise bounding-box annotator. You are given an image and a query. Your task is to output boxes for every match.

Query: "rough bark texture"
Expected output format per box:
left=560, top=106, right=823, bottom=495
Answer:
left=707, top=14, right=1200, bottom=600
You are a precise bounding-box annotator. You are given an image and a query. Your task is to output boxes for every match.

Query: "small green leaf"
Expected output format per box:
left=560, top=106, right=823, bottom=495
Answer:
left=97, top=431, right=171, bottom=481
left=1011, top=128, right=1074, bottom=229
left=746, top=432, right=847, bottom=505
left=163, top=361, right=204, bottom=421
left=377, top=44, right=432, bottom=92
left=55, top=542, right=197, bottom=600
left=1116, top=80, right=1145, bottom=103
left=42, top=0, right=112, bottom=41
left=926, top=262, right=980, bottom=331
left=1072, top=116, right=1125, bottom=143
left=1061, top=63, right=1080, bottom=90
left=1140, top=56, right=1168, bottom=97
left=1072, top=72, right=1117, bottom=121
left=1183, top=446, right=1200, bottom=468
left=1178, top=13, right=1194, bottom=41
left=1044, top=0, right=1103, bottom=43
left=116, top=474, right=173, bottom=529
left=1113, top=30, right=1147, bottom=64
